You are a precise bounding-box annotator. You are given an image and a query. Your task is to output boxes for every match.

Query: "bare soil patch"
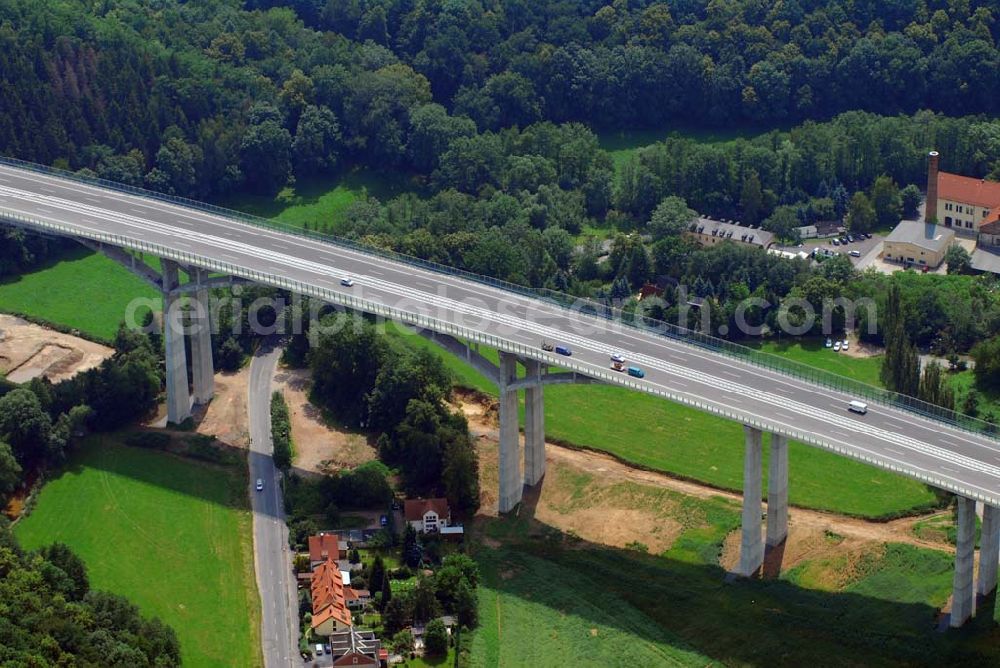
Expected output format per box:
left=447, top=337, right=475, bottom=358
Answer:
left=195, top=366, right=251, bottom=448
left=0, top=314, right=112, bottom=383
left=459, top=388, right=953, bottom=573
left=841, top=335, right=883, bottom=359
left=273, top=366, right=376, bottom=473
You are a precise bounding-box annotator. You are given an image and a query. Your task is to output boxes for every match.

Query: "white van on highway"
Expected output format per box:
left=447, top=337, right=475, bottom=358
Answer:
left=848, top=400, right=868, bottom=414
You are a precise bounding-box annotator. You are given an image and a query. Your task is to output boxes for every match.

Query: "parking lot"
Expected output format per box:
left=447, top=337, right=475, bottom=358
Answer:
left=778, top=232, right=885, bottom=266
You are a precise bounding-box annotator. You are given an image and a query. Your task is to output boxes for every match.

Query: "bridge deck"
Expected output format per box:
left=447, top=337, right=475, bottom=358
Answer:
left=1, top=163, right=998, bottom=506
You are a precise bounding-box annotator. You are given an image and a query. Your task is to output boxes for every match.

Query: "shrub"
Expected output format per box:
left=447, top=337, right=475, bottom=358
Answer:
left=125, top=431, right=170, bottom=450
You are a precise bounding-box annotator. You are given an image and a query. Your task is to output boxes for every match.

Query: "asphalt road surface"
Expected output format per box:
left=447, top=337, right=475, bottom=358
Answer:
left=1, top=163, right=999, bottom=507
left=248, top=343, right=299, bottom=667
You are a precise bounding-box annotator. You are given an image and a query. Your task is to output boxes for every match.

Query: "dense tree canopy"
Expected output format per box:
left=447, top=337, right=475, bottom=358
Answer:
left=0, top=518, right=180, bottom=666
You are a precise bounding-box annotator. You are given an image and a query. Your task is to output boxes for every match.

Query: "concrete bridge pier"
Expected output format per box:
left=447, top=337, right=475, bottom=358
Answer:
left=189, top=271, right=215, bottom=405
left=162, top=260, right=191, bottom=425
left=497, top=352, right=522, bottom=513
left=978, top=505, right=1000, bottom=601
left=951, top=496, right=977, bottom=627
left=738, top=425, right=765, bottom=577
left=523, top=359, right=546, bottom=487
left=766, top=434, right=789, bottom=547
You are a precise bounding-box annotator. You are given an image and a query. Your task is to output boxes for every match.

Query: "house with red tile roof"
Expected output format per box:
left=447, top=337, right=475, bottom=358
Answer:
left=926, top=151, right=1000, bottom=236
left=311, top=558, right=352, bottom=636
left=404, top=498, right=452, bottom=533
left=309, top=532, right=348, bottom=569
left=343, top=587, right=371, bottom=610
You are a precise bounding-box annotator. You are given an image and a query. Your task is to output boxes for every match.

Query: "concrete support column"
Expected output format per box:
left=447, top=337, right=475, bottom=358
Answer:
left=162, top=260, right=191, bottom=425
left=951, top=496, right=977, bottom=627
left=978, top=504, right=1000, bottom=598
left=189, top=275, right=214, bottom=405
left=523, top=359, right=545, bottom=487
left=766, top=434, right=789, bottom=547
left=738, top=425, right=764, bottom=577
left=497, top=352, right=522, bottom=513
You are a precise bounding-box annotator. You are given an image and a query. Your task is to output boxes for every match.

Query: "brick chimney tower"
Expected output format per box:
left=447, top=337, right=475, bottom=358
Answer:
left=926, top=151, right=939, bottom=224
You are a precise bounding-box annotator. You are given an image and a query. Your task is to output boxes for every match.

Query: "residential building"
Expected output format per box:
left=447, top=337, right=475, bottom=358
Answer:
left=686, top=217, right=775, bottom=250
left=311, top=558, right=352, bottom=636
left=972, top=220, right=1000, bottom=273
left=326, top=629, right=384, bottom=667
left=926, top=150, right=1000, bottom=235
left=344, top=587, right=371, bottom=610
left=404, top=498, right=452, bottom=533
left=309, top=532, right=348, bottom=569
left=883, top=221, right=955, bottom=269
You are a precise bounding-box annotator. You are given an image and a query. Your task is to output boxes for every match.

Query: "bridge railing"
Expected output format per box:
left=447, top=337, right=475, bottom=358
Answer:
left=1, top=154, right=996, bottom=442
left=6, top=209, right=998, bottom=506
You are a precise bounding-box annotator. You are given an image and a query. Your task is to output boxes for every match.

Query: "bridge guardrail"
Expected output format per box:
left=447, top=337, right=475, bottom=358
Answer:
left=0, top=154, right=996, bottom=442
left=1, top=208, right=997, bottom=504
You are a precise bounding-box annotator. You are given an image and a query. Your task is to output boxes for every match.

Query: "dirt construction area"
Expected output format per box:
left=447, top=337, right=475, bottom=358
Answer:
left=0, top=314, right=113, bottom=383
left=455, top=389, right=956, bottom=578
left=273, top=366, right=377, bottom=474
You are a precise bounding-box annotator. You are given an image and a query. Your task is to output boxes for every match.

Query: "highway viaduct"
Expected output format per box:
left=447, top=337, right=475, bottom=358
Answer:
left=1, top=157, right=999, bottom=628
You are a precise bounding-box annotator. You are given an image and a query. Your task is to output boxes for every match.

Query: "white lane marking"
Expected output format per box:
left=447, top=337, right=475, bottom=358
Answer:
left=722, top=370, right=741, bottom=379
left=6, top=181, right=1000, bottom=480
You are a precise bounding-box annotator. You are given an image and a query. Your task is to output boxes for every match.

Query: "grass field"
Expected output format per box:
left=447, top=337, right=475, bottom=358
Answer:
left=222, top=168, right=419, bottom=234
left=393, top=324, right=939, bottom=518
left=14, top=436, right=260, bottom=667
left=598, top=125, right=783, bottom=176
left=0, top=246, right=160, bottom=340
left=747, top=338, right=884, bottom=386
left=470, top=489, right=1000, bottom=668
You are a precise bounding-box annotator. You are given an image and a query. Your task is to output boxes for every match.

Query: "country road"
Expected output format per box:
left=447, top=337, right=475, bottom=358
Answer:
left=248, top=343, right=299, bottom=667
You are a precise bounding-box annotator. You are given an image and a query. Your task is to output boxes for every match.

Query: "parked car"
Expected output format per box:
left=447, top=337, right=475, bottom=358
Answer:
left=380, top=515, right=388, bottom=527
left=921, top=265, right=930, bottom=273
left=555, top=345, right=572, bottom=356
left=833, top=341, right=841, bottom=352
left=840, top=237, right=849, bottom=245
left=846, top=234, right=855, bottom=242
left=315, top=643, right=325, bottom=656
left=842, top=339, right=850, bottom=351
left=255, top=478, right=264, bottom=491
left=864, top=232, right=873, bottom=239
left=832, top=238, right=840, bottom=246
left=340, top=277, right=355, bottom=287
left=541, top=340, right=554, bottom=352
left=825, top=338, right=833, bottom=348
left=627, top=366, right=645, bottom=378
left=849, top=250, right=861, bottom=257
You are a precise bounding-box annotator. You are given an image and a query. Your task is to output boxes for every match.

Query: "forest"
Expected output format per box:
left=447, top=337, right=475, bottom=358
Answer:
left=2, top=0, right=999, bottom=384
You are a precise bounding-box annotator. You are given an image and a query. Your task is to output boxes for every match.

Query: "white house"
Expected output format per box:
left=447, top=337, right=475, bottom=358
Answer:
left=404, top=498, right=451, bottom=533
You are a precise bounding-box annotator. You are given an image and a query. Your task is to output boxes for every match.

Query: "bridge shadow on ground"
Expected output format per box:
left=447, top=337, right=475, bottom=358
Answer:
left=475, top=485, right=1000, bottom=667
left=55, top=429, right=252, bottom=512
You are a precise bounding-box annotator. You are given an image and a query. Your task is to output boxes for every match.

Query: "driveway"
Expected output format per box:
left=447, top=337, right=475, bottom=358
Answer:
left=249, top=342, right=300, bottom=667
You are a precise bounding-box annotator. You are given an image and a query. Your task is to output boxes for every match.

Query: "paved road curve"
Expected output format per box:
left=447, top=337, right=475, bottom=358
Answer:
left=1, top=163, right=999, bottom=507
left=248, top=343, right=299, bottom=667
